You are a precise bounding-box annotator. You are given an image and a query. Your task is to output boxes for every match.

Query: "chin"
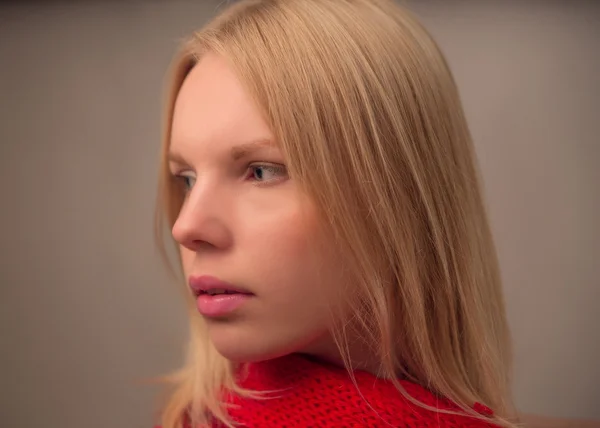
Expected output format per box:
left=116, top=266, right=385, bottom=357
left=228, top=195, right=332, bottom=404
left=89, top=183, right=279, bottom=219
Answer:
left=207, top=321, right=326, bottom=364
left=211, top=335, right=294, bottom=364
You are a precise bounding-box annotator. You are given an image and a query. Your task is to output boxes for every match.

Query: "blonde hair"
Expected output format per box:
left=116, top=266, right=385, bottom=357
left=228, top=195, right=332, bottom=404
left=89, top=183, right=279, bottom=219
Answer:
left=155, top=0, right=516, bottom=427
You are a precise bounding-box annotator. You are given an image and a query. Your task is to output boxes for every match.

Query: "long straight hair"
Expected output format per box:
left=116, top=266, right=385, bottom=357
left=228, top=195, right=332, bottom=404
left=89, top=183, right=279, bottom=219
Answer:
left=155, top=0, right=515, bottom=427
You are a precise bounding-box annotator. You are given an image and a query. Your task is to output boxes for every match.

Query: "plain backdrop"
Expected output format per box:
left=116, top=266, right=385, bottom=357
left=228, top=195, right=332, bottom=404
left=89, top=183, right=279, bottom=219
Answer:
left=0, top=1, right=598, bottom=427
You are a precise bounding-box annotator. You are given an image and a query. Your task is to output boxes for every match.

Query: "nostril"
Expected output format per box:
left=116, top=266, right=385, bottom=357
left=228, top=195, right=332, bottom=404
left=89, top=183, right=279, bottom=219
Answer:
left=194, top=240, right=218, bottom=250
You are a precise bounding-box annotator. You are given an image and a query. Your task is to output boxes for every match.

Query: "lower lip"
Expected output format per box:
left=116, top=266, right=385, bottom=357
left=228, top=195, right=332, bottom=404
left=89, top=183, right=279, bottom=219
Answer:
left=196, top=293, right=252, bottom=317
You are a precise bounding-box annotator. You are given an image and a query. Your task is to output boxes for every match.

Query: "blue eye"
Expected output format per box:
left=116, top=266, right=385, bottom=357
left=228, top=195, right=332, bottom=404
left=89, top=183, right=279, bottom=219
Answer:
left=249, top=164, right=287, bottom=183
left=178, top=173, right=196, bottom=191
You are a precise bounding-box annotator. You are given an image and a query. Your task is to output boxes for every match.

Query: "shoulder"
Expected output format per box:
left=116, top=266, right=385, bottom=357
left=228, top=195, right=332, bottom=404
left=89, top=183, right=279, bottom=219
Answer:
left=352, top=373, right=496, bottom=427
left=230, top=355, right=496, bottom=427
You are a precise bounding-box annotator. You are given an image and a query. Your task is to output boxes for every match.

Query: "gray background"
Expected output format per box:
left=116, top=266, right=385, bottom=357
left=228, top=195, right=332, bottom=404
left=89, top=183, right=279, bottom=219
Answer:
left=0, top=1, right=598, bottom=427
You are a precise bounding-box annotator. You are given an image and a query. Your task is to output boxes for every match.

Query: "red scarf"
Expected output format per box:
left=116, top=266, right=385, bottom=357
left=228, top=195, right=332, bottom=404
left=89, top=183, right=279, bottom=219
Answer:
left=218, top=353, right=495, bottom=427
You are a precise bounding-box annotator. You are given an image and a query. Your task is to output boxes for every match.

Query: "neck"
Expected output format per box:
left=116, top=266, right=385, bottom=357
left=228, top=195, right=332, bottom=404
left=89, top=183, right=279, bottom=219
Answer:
left=297, top=331, right=389, bottom=378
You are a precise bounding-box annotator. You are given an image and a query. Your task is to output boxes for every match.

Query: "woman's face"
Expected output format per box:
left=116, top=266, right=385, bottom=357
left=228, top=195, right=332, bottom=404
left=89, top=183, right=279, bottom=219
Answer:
left=169, top=53, right=347, bottom=363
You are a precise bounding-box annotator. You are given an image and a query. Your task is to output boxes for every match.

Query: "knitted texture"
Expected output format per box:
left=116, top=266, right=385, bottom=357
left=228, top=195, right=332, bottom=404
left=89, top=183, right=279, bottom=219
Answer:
left=219, top=354, right=495, bottom=427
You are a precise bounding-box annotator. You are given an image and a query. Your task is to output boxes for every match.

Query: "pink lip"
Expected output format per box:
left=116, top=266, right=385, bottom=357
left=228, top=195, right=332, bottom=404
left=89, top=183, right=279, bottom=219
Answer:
left=189, top=275, right=253, bottom=295
left=189, top=275, right=253, bottom=318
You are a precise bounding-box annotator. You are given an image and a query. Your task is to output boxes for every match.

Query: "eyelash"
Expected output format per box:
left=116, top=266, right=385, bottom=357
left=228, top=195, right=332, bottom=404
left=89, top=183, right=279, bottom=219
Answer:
left=172, top=162, right=288, bottom=191
left=246, top=163, right=287, bottom=185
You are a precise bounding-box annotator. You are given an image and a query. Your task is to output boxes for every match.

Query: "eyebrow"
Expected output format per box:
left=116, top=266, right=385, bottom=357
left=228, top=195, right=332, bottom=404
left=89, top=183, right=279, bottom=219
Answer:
left=168, top=138, right=277, bottom=164
left=230, top=139, right=277, bottom=161
left=167, top=151, right=187, bottom=165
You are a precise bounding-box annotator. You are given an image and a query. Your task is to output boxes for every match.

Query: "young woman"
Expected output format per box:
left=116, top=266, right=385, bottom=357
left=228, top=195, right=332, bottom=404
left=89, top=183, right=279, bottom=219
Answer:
left=154, top=0, right=517, bottom=426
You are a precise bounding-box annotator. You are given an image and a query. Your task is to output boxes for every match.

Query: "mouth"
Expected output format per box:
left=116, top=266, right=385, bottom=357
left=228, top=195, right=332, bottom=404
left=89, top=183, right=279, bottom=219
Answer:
left=189, top=275, right=254, bottom=318
left=197, top=288, right=249, bottom=297
left=189, top=275, right=254, bottom=298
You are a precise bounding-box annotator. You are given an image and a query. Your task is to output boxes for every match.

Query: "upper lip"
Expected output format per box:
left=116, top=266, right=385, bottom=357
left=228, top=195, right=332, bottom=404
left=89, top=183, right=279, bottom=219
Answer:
left=189, top=275, right=253, bottom=296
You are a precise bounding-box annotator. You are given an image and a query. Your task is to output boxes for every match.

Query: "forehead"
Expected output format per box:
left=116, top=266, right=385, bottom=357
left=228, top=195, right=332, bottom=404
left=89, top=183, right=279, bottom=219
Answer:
left=170, top=53, right=273, bottom=151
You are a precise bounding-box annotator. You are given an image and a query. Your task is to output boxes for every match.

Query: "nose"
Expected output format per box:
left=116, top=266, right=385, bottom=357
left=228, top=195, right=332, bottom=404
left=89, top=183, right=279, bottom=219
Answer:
left=171, top=184, right=233, bottom=252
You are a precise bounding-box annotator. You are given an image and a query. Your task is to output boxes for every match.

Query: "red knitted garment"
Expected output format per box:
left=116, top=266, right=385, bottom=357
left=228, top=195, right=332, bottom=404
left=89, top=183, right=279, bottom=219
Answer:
left=217, top=353, right=495, bottom=427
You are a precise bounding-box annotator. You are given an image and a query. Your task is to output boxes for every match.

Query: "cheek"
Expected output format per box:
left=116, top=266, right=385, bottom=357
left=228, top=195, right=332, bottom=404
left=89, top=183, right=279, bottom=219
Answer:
left=239, top=202, right=343, bottom=301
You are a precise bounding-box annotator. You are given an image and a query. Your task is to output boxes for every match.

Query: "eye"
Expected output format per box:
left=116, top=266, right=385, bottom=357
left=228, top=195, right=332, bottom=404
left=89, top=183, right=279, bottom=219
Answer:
left=247, top=163, right=288, bottom=184
left=175, top=172, right=196, bottom=192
